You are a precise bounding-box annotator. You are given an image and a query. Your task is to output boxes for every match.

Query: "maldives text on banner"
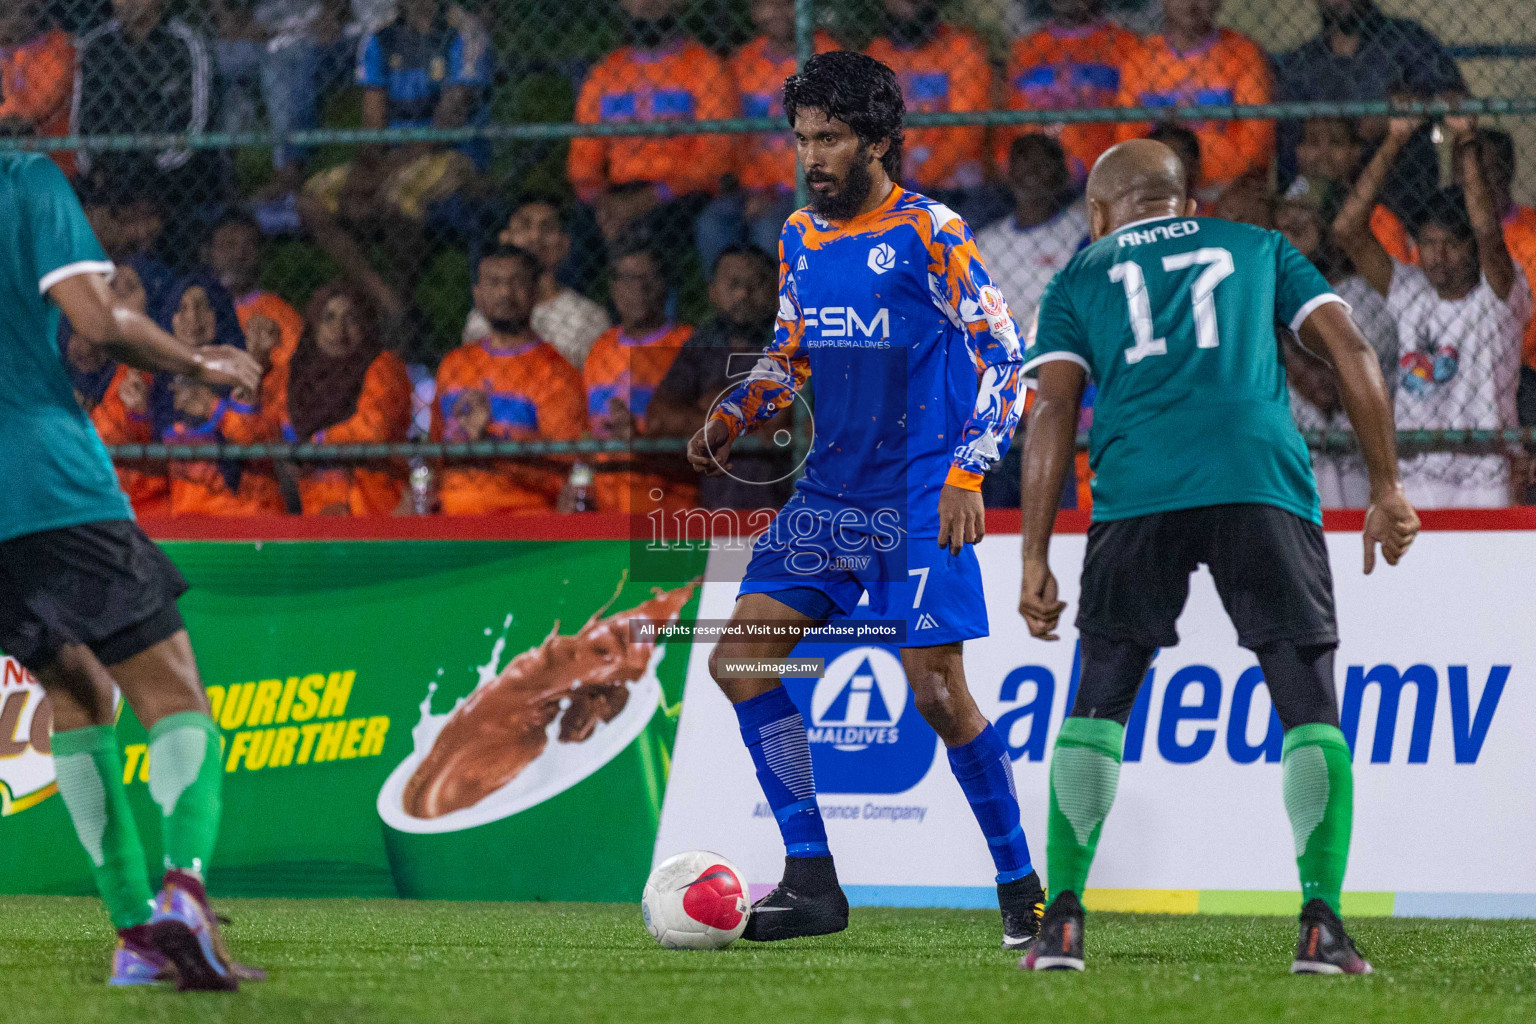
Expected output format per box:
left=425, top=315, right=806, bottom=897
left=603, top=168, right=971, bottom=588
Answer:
left=654, top=529, right=1536, bottom=918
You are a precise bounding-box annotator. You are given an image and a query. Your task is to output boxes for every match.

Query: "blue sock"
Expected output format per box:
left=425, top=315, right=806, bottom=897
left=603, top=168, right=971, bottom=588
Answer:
left=734, top=687, right=830, bottom=858
left=947, top=724, right=1034, bottom=883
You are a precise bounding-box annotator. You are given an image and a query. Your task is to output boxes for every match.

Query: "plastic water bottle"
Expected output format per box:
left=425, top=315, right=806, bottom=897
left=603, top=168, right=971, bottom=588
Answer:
left=568, top=461, right=595, bottom=513
left=409, top=460, right=433, bottom=515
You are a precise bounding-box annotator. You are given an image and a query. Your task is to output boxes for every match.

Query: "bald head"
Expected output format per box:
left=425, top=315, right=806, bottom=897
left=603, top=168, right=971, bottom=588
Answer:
left=1085, top=139, right=1196, bottom=240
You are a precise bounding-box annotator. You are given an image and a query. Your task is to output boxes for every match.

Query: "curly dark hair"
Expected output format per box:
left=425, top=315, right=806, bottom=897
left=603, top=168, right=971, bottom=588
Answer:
left=783, top=51, right=905, bottom=181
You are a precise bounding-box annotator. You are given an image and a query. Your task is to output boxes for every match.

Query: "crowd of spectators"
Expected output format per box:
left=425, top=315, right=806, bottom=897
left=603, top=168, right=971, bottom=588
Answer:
left=13, top=0, right=1536, bottom=513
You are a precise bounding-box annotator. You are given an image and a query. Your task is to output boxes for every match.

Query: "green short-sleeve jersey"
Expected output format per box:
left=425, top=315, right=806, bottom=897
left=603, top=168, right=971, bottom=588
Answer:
left=1024, top=215, right=1343, bottom=524
left=0, top=153, right=129, bottom=543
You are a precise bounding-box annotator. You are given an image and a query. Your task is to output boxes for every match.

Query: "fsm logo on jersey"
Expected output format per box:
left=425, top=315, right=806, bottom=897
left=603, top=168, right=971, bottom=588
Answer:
left=781, top=643, right=936, bottom=795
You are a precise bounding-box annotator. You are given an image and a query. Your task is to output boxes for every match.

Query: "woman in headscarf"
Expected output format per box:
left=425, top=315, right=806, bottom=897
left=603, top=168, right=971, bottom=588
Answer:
left=156, top=271, right=288, bottom=515
left=277, top=280, right=412, bottom=514
left=75, top=257, right=180, bottom=515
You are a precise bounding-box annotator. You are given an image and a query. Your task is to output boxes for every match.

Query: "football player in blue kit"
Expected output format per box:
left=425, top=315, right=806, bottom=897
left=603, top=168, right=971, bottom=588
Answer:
left=688, top=52, right=1042, bottom=948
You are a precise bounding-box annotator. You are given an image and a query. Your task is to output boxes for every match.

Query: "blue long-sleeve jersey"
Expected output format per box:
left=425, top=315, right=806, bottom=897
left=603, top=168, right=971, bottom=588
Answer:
left=711, top=186, right=1027, bottom=536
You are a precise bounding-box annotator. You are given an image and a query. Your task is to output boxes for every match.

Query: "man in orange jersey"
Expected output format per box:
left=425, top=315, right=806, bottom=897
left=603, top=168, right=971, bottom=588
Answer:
left=569, top=0, right=737, bottom=253
left=1452, top=129, right=1536, bottom=372
left=866, top=0, right=990, bottom=195
left=583, top=236, right=696, bottom=513
left=0, top=2, right=75, bottom=176
left=1114, top=0, right=1272, bottom=197
left=431, top=245, right=588, bottom=514
left=997, top=0, right=1139, bottom=184
left=1293, top=117, right=1413, bottom=264
left=697, top=0, right=836, bottom=271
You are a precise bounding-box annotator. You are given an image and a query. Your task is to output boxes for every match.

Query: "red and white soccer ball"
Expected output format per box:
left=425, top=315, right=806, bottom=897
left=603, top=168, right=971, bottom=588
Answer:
left=641, top=851, right=750, bottom=950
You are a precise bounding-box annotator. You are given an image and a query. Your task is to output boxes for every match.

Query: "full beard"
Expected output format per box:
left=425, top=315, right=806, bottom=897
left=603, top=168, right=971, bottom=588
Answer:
left=809, top=157, right=875, bottom=221
left=488, top=316, right=530, bottom=335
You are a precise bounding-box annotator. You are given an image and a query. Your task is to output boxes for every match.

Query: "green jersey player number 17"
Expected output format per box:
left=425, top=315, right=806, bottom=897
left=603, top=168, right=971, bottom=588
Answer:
left=1014, top=139, right=1421, bottom=976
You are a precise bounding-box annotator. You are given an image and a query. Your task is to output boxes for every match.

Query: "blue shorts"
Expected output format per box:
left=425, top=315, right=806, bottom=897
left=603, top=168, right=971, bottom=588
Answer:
left=736, top=507, right=988, bottom=647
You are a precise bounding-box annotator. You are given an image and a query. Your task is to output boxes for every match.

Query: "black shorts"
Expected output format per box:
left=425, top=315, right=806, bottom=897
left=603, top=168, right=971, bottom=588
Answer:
left=1077, top=503, right=1337, bottom=651
left=0, top=520, right=188, bottom=672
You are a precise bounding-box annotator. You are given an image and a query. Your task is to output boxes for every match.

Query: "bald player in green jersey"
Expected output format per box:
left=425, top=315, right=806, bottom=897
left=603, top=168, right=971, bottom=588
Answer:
left=1015, top=140, right=1421, bottom=975
left=0, top=153, right=264, bottom=990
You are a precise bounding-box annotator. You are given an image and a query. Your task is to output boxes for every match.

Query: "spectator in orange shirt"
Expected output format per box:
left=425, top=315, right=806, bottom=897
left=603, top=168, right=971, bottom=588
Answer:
left=583, top=237, right=697, bottom=513
left=207, top=210, right=306, bottom=433
left=1294, top=117, right=1414, bottom=264
left=0, top=2, right=75, bottom=176
left=1114, top=0, right=1273, bottom=196
left=696, top=0, right=836, bottom=271
left=157, top=276, right=286, bottom=516
left=278, top=280, right=413, bottom=514
left=1454, top=128, right=1536, bottom=370
left=91, top=367, right=168, bottom=514
left=127, top=265, right=251, bottom=468
left=163, top=375, right=286, bottom=515
left=205, top=212, right=305, bottom=368
left=432, top=245, right=589, bottom=514
left=237, top=296, right=292, bottom=482
left=463, top=198, right=612, bottom=369
left=997, top=0, right=1139, bottom=183
left=569, top=0, right=737, bottom=252
left=866, top=0, right=991, bottom=196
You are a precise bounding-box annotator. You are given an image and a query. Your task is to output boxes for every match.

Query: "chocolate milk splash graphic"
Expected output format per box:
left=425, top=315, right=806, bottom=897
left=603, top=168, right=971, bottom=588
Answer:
left=402, top=581, right=697, bottom=819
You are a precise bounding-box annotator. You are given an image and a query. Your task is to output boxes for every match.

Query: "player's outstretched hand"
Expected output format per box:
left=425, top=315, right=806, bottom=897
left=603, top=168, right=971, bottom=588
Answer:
left=1019, top=556, right=1066, bottom=641
left=192, top=345, right=263, bottom=401
left=1363, top=485, right=1420, bottom=574
left=687, top=418, right=733, bottom=477
left=937, top=484, right=984, bottom=555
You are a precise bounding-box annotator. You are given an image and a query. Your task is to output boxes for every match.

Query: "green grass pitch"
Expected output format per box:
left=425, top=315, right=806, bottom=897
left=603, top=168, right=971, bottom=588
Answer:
left=1, top=897, right=1533, bottom=1023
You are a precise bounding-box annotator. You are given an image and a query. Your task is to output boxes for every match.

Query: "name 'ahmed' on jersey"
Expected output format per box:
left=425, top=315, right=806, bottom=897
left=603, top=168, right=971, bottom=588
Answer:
left=1115, top=218, right=1203, bottom=247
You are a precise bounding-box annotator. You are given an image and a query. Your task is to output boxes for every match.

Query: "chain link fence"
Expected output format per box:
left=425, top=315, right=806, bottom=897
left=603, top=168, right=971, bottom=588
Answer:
left=12, top=0, right=1536, bottom=514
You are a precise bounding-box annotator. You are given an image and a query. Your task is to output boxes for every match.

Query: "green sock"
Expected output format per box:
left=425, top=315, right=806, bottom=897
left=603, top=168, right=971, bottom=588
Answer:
left=51, top=725, right=154, bottom=930
left=148, top=712, right=223, bottom=877
left=1282, top=723, right=1354, bottom=914
left=1046, top=716, right=1125, bottom=900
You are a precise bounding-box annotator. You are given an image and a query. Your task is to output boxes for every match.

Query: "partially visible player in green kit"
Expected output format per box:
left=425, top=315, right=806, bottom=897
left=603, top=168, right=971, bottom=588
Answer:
left=1015, top=140, right=1422, bottom=974
left=0, top=153, right=265, bottom=990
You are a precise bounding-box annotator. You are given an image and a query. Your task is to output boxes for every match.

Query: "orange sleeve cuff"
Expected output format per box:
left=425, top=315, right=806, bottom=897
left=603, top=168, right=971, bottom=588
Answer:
left=707, top=408, right=744, bottom=442
left=945, top=466, right=984, bottom=492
